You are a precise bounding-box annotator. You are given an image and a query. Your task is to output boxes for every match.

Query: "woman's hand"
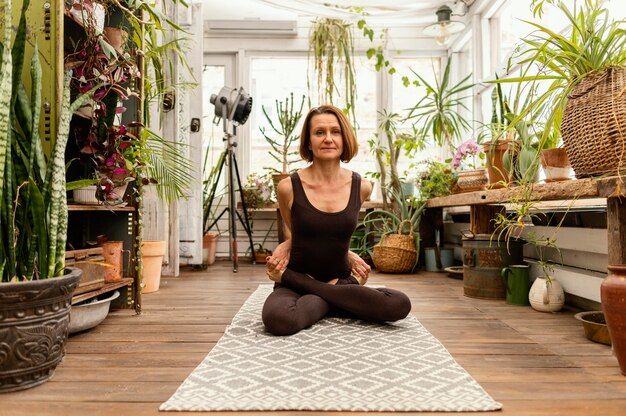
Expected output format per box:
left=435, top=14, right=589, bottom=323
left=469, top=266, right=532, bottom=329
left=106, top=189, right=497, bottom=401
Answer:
left=266, top=239, right=291, bottom=283
left=348, top=251, right=370, bottom=285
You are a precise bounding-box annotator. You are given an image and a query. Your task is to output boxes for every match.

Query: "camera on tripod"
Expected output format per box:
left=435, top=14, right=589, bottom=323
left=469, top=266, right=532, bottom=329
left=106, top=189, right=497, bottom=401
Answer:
left=210, top=86, right=253, bottom=127
left=206, top=86, right=255, bottom=272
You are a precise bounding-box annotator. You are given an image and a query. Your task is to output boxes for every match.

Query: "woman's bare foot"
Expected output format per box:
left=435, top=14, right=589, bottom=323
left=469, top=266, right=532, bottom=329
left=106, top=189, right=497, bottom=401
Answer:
left=266, top=257, right=285, bottom=283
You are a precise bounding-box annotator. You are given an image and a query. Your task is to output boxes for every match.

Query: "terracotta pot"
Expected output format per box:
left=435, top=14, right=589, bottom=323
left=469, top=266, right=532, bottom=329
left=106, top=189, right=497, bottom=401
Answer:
left=202, top=232, right=219, bottom=266
left=483, top=140, right=510, bottom=189
left=601, top=265, right=626, bottom=375
left=540, top=148, right=573, bottom=182
left=103, top=27, right=128, bottom=53
left=455, top=169, right=488, bottom=193
left=141, top=240, right=166, bottom=294
left=101, top=241, right=124, bottom=283
left=271, top=173, right=289, bottom=199
left=254, top=251, right=271, bottom=264
left=0, top=268, right=82, bottom=392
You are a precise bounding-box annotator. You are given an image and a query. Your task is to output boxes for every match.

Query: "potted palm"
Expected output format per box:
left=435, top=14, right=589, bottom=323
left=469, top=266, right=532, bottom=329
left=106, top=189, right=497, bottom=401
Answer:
left=0, top=0, right=92, bottom=392
left=260, top=93, right=306, bottom=194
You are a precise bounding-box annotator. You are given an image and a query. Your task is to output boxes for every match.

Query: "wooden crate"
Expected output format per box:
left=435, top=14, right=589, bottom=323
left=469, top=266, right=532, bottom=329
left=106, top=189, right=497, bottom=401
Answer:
left=65, top=248, right=107, bottom=295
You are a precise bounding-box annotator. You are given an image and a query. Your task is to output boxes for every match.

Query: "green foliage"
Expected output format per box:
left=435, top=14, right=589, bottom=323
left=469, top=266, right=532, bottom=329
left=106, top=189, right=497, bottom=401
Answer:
left=260, top=93, right=305, bottom=175
left=488, top=0, right=626, bottom=158
left=358, top=188, right=426, bottom=263
left=308, top=18, right=357, bottom=125
left=367, top=110, right=425, bottom=208
left=416, top=161, right=456, bottom=200
left=406, top=57, right=473, bottom=152
left=1, top=0, right=94, bottom=281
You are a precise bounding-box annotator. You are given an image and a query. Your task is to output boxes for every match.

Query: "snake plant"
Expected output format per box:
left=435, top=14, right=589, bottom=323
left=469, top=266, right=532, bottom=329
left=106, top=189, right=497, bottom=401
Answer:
left=0, top=0, right=93, bottom=282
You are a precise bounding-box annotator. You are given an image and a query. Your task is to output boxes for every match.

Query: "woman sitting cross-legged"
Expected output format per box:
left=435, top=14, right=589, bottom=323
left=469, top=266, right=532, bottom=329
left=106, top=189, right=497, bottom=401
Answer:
left=261, top=105, right=412, bottom=336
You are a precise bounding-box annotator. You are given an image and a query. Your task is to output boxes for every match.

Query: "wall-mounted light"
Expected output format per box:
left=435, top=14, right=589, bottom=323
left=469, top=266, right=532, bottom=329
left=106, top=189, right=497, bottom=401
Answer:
left=423, top=5, right=465, bottom=46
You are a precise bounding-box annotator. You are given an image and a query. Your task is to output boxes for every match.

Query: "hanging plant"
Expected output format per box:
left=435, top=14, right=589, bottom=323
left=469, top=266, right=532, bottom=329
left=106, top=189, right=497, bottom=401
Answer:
left=308, top=18, right=358, bottom=125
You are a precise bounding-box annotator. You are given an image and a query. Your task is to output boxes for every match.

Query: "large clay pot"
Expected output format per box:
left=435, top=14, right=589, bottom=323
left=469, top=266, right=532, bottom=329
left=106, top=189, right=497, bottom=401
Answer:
left=529, top=276, right=564, bottom=312
left=141, top=240, right=166, bottom=294
left=540, top=148, right=573, bottom=182
left=0, top=268, right=82, bottom=392
left=601, top=265, right=626, bottom=375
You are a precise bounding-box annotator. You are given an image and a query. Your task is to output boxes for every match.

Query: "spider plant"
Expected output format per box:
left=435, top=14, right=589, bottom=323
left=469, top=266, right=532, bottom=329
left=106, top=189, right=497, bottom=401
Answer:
left=406, top=56, right=474, bottom=152
left=489, top=0, right=626, bottom=154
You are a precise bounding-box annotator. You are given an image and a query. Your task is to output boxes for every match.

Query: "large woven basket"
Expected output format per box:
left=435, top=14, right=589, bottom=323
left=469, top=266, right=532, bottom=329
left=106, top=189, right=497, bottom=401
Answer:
left=561, top=67, right=626, bottom=178
left=372, top=220, right=417, bottom=273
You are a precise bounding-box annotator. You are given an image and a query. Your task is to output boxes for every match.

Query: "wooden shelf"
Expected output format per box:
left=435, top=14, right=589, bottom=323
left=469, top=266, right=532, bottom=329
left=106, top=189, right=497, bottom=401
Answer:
left=426, top=176, right=626, bottom=209
left=68, top=204, right=135, bottom=212
left=71, top=278, right=133, bottom=305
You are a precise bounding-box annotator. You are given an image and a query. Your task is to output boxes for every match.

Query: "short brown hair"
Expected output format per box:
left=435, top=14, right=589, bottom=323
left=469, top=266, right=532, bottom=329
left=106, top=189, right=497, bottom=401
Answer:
left=299, top=105, right=358, bottom=163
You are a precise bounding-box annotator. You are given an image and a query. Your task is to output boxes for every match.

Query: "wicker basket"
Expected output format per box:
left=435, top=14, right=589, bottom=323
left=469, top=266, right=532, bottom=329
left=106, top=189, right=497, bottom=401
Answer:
left=372, top=220, right=417, bottom=273
left=561, top=67, right=626, bottom=178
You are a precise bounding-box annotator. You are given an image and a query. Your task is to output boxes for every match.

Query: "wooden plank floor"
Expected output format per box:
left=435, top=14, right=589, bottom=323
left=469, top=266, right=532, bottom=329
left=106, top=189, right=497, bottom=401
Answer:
left=3, top=261, right=626, bottom=415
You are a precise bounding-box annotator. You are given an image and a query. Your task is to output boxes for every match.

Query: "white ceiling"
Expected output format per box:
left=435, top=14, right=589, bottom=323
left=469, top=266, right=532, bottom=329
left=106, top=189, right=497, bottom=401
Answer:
left=202, top=0, right=475, bottom=28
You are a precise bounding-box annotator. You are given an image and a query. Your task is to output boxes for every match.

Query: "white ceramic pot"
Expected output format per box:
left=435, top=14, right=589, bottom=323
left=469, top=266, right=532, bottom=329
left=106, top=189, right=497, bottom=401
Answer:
left=73, top=185, right=100, bottom=205
left=529, top=276, right=565, bottom=312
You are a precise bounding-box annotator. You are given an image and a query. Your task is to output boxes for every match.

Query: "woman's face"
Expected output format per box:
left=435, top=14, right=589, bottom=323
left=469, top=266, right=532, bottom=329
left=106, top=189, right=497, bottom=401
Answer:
left=308, top=113, right=343, bottom=162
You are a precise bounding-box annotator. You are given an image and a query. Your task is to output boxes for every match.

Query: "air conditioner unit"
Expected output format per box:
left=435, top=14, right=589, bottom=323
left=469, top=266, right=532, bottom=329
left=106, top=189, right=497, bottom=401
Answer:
left=206, top=19, right=298, bottom=37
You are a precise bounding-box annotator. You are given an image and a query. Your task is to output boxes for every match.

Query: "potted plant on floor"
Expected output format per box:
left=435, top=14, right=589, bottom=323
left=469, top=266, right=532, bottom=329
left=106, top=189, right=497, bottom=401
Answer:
left=0, top=0, right=92, bottom=392
left=360, top=190, right=427, bottom=273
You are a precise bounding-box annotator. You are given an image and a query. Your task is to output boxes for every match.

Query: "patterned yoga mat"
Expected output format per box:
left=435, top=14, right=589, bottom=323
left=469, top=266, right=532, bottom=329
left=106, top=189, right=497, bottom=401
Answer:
left=160, top=284, right=502, bottom=412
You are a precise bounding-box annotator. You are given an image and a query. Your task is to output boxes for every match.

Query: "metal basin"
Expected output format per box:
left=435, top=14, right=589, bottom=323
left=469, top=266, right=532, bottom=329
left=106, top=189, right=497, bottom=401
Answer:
left=574, top=311, right=611, bottom=346
left=69, top=291, right=120, bottom=334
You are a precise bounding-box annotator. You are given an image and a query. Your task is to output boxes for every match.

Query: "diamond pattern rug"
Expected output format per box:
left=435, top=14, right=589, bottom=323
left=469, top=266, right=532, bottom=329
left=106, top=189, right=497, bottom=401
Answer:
left=160, top=284, right=502, bottom=412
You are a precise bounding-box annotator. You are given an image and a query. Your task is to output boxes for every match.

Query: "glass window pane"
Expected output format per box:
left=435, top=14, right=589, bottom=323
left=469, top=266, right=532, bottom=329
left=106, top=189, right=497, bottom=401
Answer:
left=249, top=56, right=377, bottom=179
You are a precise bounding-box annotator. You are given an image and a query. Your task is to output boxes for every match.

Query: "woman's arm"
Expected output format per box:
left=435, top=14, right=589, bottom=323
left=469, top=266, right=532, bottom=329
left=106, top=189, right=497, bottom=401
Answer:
left=267, top=177, right=294, bottom=272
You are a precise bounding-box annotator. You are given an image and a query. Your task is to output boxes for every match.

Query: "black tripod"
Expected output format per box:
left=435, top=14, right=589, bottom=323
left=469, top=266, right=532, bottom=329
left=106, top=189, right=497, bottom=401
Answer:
left=205, top=121, right=255, bottom=272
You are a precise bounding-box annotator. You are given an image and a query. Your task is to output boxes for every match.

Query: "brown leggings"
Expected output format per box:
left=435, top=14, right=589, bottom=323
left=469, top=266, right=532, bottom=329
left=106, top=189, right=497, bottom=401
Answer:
left=261, top=269, right=412, bottom=336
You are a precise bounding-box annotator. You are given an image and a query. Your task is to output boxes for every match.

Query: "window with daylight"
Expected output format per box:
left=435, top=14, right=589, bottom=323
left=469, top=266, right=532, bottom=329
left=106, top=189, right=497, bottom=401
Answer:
left=249, top=55, right=377, bottom=179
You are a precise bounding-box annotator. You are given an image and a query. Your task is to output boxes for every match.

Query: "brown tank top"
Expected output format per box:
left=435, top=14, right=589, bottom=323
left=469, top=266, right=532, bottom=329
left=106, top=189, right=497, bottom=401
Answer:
left=287, top=171, right=362, bottom=282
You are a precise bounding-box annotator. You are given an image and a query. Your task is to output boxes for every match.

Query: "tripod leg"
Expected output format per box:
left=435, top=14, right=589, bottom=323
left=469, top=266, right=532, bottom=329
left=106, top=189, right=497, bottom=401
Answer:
left=204, top=151, right=227, bottom=233
left=227, top=148, right=238, bottom=272
left=231, top=153, right=255, bottom=261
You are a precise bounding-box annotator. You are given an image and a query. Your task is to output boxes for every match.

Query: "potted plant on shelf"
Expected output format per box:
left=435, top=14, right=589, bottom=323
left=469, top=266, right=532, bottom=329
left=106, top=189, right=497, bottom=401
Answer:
left=450, top=138, right=487, bottom=193
left=261, top=93, right=306, bottom=194
left=416, top=160, right=456, bottom=200
left=0, top=0, right=92, bottom=392
left=491, top=0, right=626, bottom=178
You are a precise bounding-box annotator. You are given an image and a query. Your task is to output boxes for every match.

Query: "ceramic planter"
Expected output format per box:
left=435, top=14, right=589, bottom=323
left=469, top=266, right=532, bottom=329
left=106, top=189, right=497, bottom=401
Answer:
left=455, top=169, right=488, bottom=193
left=540, top=148, right=573, bottom=182
left=0, top=268, right=82, bottom=392
left=483, top=140, right=510, bottom=189
left=529, top=276, right=564, bottom=312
